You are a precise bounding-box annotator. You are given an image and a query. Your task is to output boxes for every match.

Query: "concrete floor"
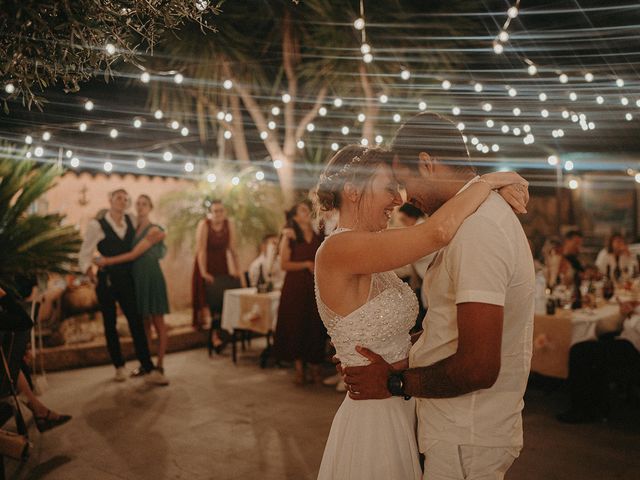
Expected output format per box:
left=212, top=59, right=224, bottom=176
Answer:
left=5, top=342, right=640, bottom=480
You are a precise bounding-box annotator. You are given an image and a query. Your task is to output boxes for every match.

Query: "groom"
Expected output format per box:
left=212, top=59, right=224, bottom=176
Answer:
left=342, top=112, right=535, bottom=480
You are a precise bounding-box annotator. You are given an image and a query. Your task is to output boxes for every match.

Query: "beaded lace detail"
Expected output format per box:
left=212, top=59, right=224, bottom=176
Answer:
left=315, top=228, right=419, bottom=367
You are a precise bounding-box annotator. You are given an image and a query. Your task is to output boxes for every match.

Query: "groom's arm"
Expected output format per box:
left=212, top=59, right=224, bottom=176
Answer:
left=344, top=303, right=502, bottom=399
left=402, top=302, right=503, bottom=398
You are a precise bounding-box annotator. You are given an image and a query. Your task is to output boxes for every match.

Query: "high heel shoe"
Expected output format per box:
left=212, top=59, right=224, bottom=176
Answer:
left=34, top=410, right=72, bottom=433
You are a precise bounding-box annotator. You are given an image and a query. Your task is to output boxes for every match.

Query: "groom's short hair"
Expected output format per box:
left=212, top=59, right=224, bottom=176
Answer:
left=390, top=112, right=476, bottom=174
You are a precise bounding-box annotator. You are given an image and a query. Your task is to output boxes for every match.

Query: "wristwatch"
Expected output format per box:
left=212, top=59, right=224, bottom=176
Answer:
left=387, top=371, right=411, bottom=400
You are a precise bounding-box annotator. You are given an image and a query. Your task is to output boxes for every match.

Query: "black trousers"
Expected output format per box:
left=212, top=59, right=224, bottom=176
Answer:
left=96, top=271, right=154, bottom=371
left=568, top=337, right=640, bottom=416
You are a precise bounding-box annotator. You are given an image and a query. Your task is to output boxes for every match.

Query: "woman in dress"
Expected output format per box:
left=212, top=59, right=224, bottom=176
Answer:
left=192, top=200, right=244, bottom=354
left=94, top=194, right=170, bottom=384
left=595, top=232, right=638, bottom=279
left=313, top=146, right=527, bottom=479
left=273, top=200, right=326, bottom=384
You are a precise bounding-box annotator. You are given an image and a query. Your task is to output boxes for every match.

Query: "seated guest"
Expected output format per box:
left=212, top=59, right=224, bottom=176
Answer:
left=559, top=230, right=584, bottom=286
left=557, top=300, right=640, bottom=423
left=595, top=233, right=638, bottom=280
left=248, top=234, right=284, bottom=290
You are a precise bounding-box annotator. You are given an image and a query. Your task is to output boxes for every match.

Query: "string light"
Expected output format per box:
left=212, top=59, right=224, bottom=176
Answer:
left=84, top=100, right=94, bottom=111
left=268, top=121, right=276, bottom=130
left=256, top=171, right=265, bottom=181
left=501, top=125, right=510, bottom=133
left=379, top=94, right=388, bottom=104
left=562, top=110, right=570, bottom=119
left=538, top=93, right=547, bottom=102
left=507, top=6, right=519, bottom=18
left=636, top=173, right=640, bottom=184
left=79, top=122, right=87, bottom=132
left=564, top=160, right=574, bottom=171
left=174, top=73, right=184, bottom=84
left=207, top=173, right=217, bottom=183
left=361, top=43, right=371, bottom=54
left=508, top=87, right=517, bottom=97
left=559, top=74, right=568, bottom=84
left=569, top=179, right=579, bottom=190
left=140, top=72, right=150, bottom=83
left=493, top=43, right=504, bottom=54
left=569, top=92, right=577, bottom=101
left=331, top=143, right=339, bottom=151
left=512, top=107, right=521, bottom=116
left=333, top=98, right=343, bottom=108
left=626, top=113, right=633, bottom=121
left=224, top=113, right=233, bottom=122
left=585, top=73, right=594, bottom=82
left=224, top=130, right=232, bottom=139
left=34, top=146, right=44, bottom=157
left=482, top=102, right=492, bottom=112
left=105, top=43, right=116, bottom=55
left=354, top=18, right=365, bottom=30
left=137, top=158, right=146, bottom=169
left=418, top=101, right=427, bottom=111
left=596, top=96, right=604, bottom=104
left=133, top=118, right=142, bottom=128
left=621, top=97, right=629, bottom=106
left=513, top=127, right=521, bottom=136
left=498, top=31, right=509, bottom=42
left=363, top=53, right=373, bottom=63
left=456, top=122, right=465, bottom=131
left=541, top=109, right=549, bottom=118
left=260, top=131, right=268, bottom=140
left=163, top=151, right=173, bottom=161
left=297, top=140, right=305, bottom=149
left=361, top=138, right=369, bottom=146
left=318, top=107, right=327, bottom=116
left=547, top=155, right=559, bottom=166
left=486, top=119, right=495, bottom=128
left=441, top=80, right=451, bottom=90
left=491, top=144, right=500, bottom=152
left=181, top=127, right=189, bottom=136
left=523, top=124, right=531, bottom=133
left=216, top=111, right=225, bottom=121
left=528, top=65, right=538, bottom=76
left=616, top=78, right=625, bottom=87
left=341, top=126, right=349, bottom=135
left=154, top=109, right=163, bottom=119
left=104, top=161, right=113, bottom=172
left=223, top=80, right=233, bottom=90
left=452, top=107, right=461, bottom=116
left=171, top=120, right=180, bottom=129
left=375, top=135, right=383, bottom=144
left=25, top=135, right=33, bottom=144
left=357, top=113, right=366, bottom=122
left=273, top=159, right=283, bottom=169
left=42, top=131, right=51, bottom=141
left=306, top=123, right=315, bottom=132
left=400, top=69, right=411, bottom=80
left=474, top=83, right=483, bottom=93
left=271, top=106, right=280, bottom=116
left=184, top=162, right=194, bottom=173
left=231, top=176, right=240, bottom=186
left=5, top=83, right=15, bottom=94
left=109, top=128, right=118, bottom=138
left=393, top=113, right=402, bottom=122
left=70, top=157, right=80, bottom=168
left=282, top=93, right=291, bottom=103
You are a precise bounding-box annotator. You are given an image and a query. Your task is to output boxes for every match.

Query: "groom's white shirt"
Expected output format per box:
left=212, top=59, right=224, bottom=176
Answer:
left=409, top=180, right=535, bottom=452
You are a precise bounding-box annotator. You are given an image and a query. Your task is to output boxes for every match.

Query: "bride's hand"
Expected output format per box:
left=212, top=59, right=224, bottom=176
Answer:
left=498, top=184, right=529, bottom=214
left=480, top=171, right=528, bottom=190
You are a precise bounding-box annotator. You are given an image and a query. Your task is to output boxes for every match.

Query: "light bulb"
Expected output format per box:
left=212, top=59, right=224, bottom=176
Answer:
left=104, top=162, right=113, bottom=172
left=109, top=128, right=118, bottom=138
left=70, top=157, right=80, bottom=168
left=333, top=97, right=343, bottom=107
left=137, top=158, right=146, bottom=169
left=474, top=83, right=483, bottom=93
left=363, top=53, right=373, bottom=63
left=154, top=109, right=163, bottom=119
left=282, top=93, right=291, bottom=103
left=256, top=171, right=265, bottom=181
left=318, top=107, right=327, bottom=116
left=207, top=173, right=217, bottom=183
left=528, top=65, right=538, bottom=76
left=223, top=80, right=233, bottom=90
left=163, top=151, right=173, bottom=161
left=401, top=70, right=411, bottom=80
left=493, top=43, right=504, bottom=54
left=585, top=73, right=594, bottom=82
left=105, top=43, right=116, bottom=55
left=354, top=18, right=365, bottom=30
left=5, top=83, right=15, bottom=94
left=547, top=155, right=559, bottom=166
left=564, top=160, right=574, bottom=171
left=79, top=122, right=87, bottom=132
left=184, top=162, right=194, bottom=173
left=418, top=101, right=427, bottom=111
left=84, top=100, right=94, bottom=111
left=273, top=159, right=283, bottom=169
left=272, top=106, right=280, bottom=116
left=181, top=127, right=189, bottom=136
left=486, top=119, right=495, bottom=128
left=174, top=73, right=184, bottom=84
left=507, top=6, right=519, bottom=18
left=539, top=92, right=547, bottom=102
left=379, top=94, right=388, bottom=104
left=140, top=72, right=150, bottom=83
left=331, top=143, right=339, bottom=151
left=442, top=80, right=451, bottom=90
left=498, top=31, right=509, bottom=42
left=133, top=119, right=142, bottom=128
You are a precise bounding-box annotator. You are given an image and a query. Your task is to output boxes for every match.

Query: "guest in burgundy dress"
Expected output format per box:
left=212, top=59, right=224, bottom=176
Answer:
left=273, top=200, right=326, bottom=384
left=192, top=200, right=244, bottom=352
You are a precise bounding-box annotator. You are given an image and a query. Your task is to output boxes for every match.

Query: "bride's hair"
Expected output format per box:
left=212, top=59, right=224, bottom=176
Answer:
left=314, top=145, right=391, bottom=213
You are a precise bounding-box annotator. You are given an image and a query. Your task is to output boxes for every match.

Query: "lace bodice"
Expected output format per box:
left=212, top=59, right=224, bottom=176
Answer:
left=315, top=236, right=418, bottom=367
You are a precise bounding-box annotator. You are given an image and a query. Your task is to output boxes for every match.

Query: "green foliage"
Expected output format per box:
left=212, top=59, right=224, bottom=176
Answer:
left=0, top=0, right=221, bottom=108
left=158, top=165, right=285, bottom=250
left=0, top=144, right=81, bottom=293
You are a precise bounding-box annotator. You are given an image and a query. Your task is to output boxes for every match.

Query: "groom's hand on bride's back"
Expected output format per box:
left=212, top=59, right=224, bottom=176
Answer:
left=342, top=347, right=393, bottom=400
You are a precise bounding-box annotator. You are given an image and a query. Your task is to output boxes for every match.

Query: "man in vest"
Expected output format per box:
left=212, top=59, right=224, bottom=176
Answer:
left=79, top=189, right=165, bottom=384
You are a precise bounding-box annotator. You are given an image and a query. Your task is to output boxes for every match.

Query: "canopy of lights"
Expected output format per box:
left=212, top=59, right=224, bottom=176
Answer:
left=1, top=0, right=640, bottom=191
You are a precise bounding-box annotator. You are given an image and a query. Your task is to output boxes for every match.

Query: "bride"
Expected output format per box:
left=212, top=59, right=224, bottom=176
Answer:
left=313, top=145, right=528, bottom=479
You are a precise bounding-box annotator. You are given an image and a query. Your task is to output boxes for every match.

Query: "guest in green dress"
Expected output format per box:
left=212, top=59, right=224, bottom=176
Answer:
left=94, top=194, right=170, bottom=385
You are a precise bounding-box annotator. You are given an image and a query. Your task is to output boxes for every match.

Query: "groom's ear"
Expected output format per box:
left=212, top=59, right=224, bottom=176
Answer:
left=417, top=152, right=435, bottom=178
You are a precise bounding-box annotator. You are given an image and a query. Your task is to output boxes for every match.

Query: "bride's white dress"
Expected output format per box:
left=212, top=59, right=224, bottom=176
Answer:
left=315, top=248, right=422, bottom=479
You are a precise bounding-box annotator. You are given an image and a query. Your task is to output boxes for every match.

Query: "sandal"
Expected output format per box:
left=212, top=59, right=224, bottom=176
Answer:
left=35, top=409, right=72, bottom=433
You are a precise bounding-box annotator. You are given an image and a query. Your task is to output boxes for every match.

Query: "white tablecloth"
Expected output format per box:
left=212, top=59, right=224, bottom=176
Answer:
left=220, top=288, right=281, bottom=334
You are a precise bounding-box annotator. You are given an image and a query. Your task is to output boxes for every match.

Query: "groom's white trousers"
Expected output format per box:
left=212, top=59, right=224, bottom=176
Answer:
left=423, top=441, right=520, bottom=480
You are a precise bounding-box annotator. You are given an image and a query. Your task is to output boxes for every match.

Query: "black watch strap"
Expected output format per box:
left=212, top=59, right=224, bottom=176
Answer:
left=387, top=372, right=411, bottom=400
